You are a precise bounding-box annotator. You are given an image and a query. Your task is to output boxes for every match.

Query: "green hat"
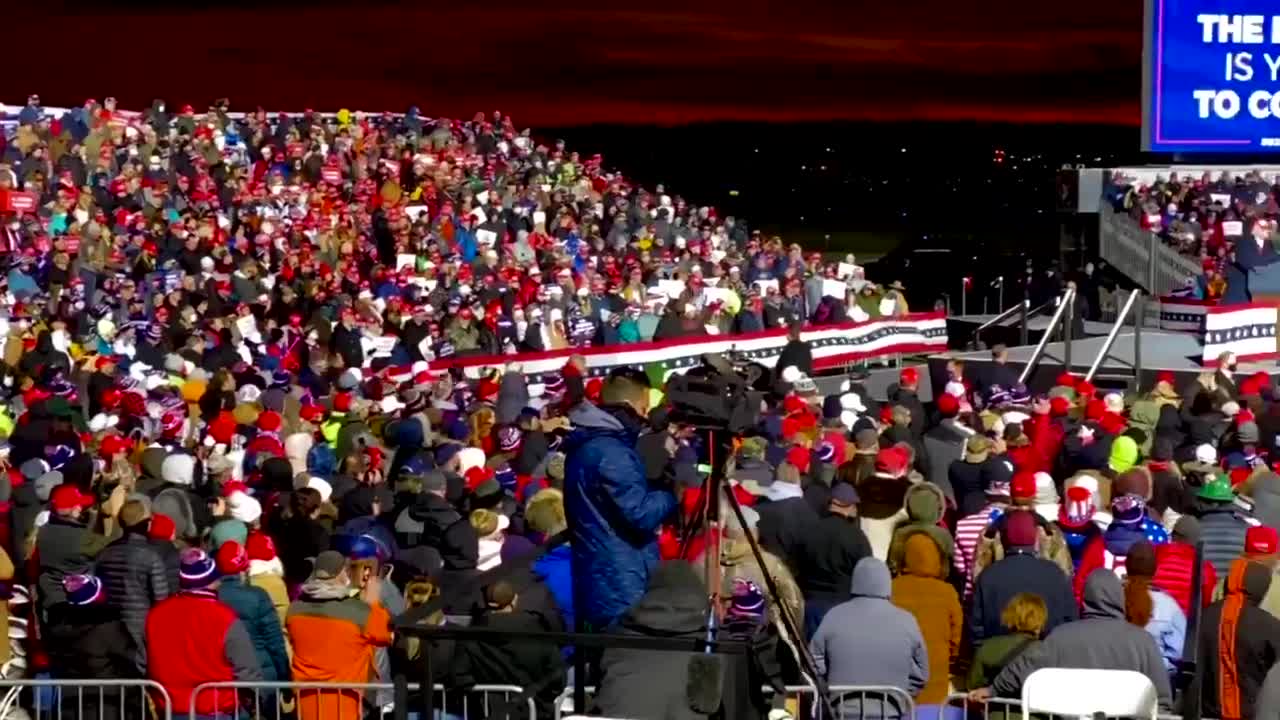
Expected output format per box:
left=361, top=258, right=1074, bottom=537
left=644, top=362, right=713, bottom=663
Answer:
left=1198, top=474, right=1236, bottom=502
left=210, top=519, right=249, bottom=548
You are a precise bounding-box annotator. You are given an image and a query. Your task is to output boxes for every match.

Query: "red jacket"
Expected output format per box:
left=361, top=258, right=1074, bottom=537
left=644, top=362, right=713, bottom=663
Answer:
left=1153, top=541, right=1218, bottom=617
left=147, top=589, right=261, bottom=714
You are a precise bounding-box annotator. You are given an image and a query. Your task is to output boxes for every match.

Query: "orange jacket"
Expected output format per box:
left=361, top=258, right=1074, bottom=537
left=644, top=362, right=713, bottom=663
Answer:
left=286, top=593, right=393, bottom=720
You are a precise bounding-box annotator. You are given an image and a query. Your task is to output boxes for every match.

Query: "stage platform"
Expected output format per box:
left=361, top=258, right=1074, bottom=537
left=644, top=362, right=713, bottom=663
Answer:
left=945, top=313, right=1111, bottom=350
left=931, top=330, right=1280, bottom=392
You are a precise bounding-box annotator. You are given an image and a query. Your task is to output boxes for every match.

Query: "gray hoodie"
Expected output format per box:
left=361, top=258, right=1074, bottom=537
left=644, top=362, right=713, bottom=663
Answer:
left=809, top=558, right=926, bottom=718
left=993, top=570, right=1173, bottom=710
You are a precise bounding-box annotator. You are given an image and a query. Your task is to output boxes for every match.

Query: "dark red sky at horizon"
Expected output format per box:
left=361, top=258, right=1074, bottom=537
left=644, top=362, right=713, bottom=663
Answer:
left=8, top=0, right=1144, bottom=127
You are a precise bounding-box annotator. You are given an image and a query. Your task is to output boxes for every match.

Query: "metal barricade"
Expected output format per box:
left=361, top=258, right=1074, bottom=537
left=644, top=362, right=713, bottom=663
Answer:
left=189, top=682, right=533, bottom=720
left=0, top=679, right=171, bottom=720
left=944, top=692, right=1216, bottom=720
left=554, top=683, right=911, bottom=720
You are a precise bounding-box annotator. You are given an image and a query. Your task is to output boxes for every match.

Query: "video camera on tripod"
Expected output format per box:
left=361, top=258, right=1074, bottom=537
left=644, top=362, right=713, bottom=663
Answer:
left=664, top=352, right=769, bottom=434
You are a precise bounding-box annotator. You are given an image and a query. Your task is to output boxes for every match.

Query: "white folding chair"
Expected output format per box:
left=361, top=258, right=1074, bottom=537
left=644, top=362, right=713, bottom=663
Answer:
left=1021, top=668, right=1159, bottom=720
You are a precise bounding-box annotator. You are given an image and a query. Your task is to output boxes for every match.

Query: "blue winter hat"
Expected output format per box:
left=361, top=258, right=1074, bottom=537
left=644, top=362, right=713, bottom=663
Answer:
left=307, top=444, right=337, bottom=477
left=269, top=370, right=292, bottom=391
left=64, top=574, right=105, bottom=606
left=179, top=548, right=218, bottom=589
left=435, top=443, right=463, bottom=468
left=494, top=464, right=517, bottom=493
left=447, top=419, right=470, bottom=441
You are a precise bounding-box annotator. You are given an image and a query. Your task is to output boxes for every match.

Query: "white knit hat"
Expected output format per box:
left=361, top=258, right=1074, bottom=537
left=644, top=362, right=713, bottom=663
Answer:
left=1103, top=392, right=1124, bottom=414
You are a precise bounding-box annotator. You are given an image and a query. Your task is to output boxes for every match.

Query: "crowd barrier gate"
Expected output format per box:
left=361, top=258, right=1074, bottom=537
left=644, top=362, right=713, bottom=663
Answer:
left=943, top=692, right=1210, bottom=720
left=554, top=684, right=914, bottom=720
left=188, top=682, right=533, bottom=720
left=0, top=679, right=172, bottom=720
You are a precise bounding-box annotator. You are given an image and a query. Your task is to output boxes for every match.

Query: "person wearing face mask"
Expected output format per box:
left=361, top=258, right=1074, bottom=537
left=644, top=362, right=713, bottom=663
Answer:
left=1186, top=352, right=1240, bottom=409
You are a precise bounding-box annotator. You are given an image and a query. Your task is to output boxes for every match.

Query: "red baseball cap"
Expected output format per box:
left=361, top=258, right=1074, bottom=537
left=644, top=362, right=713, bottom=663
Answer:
left=899, top=367, right=919, bottom=387
left=1010, top=471, right=1037, bottom=502
left=874, top=447, right=910, bottom=477
left=786, top=446, right=811, bottom=474
left=1246, top=525, right=1279, bottom=556
left=936, top=393, right=959, bottom=418
left=50, top=484, right=95, bottom=513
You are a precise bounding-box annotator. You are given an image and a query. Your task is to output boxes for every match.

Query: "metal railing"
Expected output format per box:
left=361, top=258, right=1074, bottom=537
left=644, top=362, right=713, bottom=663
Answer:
left=1084, top=289, right=1143, bottom=387
left=554, top=684, right=913, bottom=720
left=188, top=682, right=533, bottom=720
left=1017, top=287, right=1076, bottom=385
left=1098, top=209, right=1201, bottom=297
left=943, top=693, right=1207, bottom=720
left=0, top=679, right=172, bottom=720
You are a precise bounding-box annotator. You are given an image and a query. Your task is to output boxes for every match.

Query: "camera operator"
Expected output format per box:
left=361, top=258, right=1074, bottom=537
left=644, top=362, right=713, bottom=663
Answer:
left=563, top=367, right=678, bottom=631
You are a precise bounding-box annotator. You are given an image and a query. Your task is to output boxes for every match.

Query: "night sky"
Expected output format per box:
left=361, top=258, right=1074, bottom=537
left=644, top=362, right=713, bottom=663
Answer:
left=11, top=0, right=1143, bottom=127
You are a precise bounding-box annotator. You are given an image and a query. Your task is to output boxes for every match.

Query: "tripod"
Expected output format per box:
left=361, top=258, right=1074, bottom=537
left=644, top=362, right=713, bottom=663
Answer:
left=691, top=428, right=841, bottom=720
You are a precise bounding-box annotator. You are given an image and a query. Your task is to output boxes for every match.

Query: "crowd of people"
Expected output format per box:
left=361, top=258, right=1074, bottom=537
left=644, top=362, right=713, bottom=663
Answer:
left=1, top=93, right=1280, bottom=720
left=1107, top=169, right=1280, bottom=303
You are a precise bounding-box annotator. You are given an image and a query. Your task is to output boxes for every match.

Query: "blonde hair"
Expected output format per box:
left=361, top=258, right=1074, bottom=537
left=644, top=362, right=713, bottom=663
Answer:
left=470, top=508, right=500, bottom=537
left=526, top=488, right=566, bottom=535
left=1000, top=592, right=1048, bottom=636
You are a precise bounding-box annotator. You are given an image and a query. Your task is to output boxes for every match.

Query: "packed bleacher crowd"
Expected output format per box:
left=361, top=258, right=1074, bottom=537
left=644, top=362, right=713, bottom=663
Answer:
left=0, top=91, right=1278, bottom=720
left=1106, top=169, right=1280, bottom=303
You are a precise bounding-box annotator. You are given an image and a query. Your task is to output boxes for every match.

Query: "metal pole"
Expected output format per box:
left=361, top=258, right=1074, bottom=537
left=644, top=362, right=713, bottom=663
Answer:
left=961, top=280, right=967, bottom=316
left=1064, top=290, right=1074, bottom=372
left=1147, top=231, right=1159, bottom=295
left=1019, top=297, right=1029, bottom=346
left=1085, top=289, right=1141, bottom=383
left=1018, top=287, right=1075, bottom=385
left=998, top=277, right=1005, bottom=313
left=1133, top=294, right=1144, bottom=393
left=422, top=636, right=435, bottom=719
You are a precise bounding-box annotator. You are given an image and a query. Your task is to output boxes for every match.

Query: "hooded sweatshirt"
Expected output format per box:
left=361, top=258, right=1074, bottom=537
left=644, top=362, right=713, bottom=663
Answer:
left=1195, top=559, right=1280, bottom=720
left=993, top=570, right=1173, bottom=710
left=810, top=559, right=926, bottom=718
left=890, top=535, right=962, bottom=704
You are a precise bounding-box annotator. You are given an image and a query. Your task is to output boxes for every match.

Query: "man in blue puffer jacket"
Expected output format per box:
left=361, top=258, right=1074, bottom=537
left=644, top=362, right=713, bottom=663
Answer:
left=563, top=368, right=676, bottom=631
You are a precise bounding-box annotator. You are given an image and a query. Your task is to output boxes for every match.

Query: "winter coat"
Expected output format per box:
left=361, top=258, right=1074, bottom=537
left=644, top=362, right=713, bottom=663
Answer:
left=1143, top=586, right=1186, bottom=673
left=218, top=575, right=290, bottom=681
left=1193, top=560, right=1280, bottom=720
left=532, top=543, right=574, bottom=632
left=993, top=571, right=1173, bottom=710
left=710, top=536, right=805, bottom=634
left=267, top=512, right=331, bottom=587
left=966, top=633, right=1039, bottom=691
left=971, top=551, right=1076, bottom=647
left=249, top=559, right=291, bottom=627
left=35, top=515, right=109, bottom=610
left=775, top=339, right=812, bottom=377
left=147, top=589, right=263, bottom=715
left=890, top=535, right=962, bottom=704
left=973, top=508, right=1075, bottom=581
left=494, top=371, right=529, bottom=426
left=95, top=532, right=172, bottom=671
left=1153, top=541, right=1218, bottom=617
left=1198, top=503, right=1254, bottom=578
left=922, top=420, right=970, bottom=499
left=454, top=611, right=566, bottom=719
left=951, top=456, right=1001, bottom=518
left=810, top=559, right=926, bottom=719
left=1258, top=662, right=1280, bottom=720
left=591, top=562, right=713, bottom=720
left=287, top=585, right=394, bottom=720
left=887, top=482, right=954, bottom=576
left=45, top=599, right=141, bottom=702
left=755, top=490, right=819, bottom=579
left=886, top=385, right=927, bottom=439
left=563, top=402, right=676, bottom=629
left=796, top=511, right=871, bottom=606
left=395, top=492, right=479, bottom=606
